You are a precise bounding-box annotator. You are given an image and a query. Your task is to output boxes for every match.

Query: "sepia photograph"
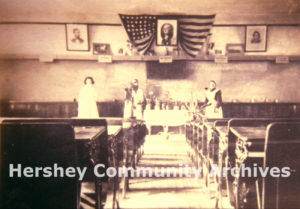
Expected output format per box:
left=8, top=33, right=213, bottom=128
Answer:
left=93, top=43, right=111, bottom=55
left=1, top=1, right=300, bottom=209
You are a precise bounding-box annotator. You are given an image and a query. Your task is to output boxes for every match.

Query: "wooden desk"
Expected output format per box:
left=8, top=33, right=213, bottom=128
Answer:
left=107, top=125, right=122, bottom=136
left=230, top=126, right=267, bottom=160
left=226, top=126, right=267, bottom=209
left=230, top=126, right=266, bottom=141
left=73, top=126, right=108, bottom=179
left=225, top=121, right=300, bottom=209
left=214, top=125, right=229, bottom=167
left=0, top=123, right=80, bottom=209
left=107, top=125, right=123, bottom=163
left=204, top=121, right=214, bottom=129
left=74, top=126, right=106, bottom=140
left=74, top=126, right=108, bottom=209
left=216, top=126, right=228, bottom=138
left=202, top=121, right=216, bottom=159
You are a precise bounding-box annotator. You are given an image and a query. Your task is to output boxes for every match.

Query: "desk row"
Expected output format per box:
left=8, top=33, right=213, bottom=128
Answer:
left=0, top=117, right=147, bottom=209
left=186, top=117, right=300, bottom=209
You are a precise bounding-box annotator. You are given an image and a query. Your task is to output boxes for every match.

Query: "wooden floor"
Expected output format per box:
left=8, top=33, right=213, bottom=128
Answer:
left=81, top=133, right=232, bottom=209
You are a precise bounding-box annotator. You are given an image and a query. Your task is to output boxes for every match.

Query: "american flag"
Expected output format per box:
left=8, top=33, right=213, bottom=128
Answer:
left=119, top=14, right=157, bottom=55
left=119, top=14, right=216, bottom=57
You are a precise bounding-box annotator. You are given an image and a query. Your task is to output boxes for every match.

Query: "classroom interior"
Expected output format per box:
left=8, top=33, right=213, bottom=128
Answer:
left=1, top=0, right=300, bottom=209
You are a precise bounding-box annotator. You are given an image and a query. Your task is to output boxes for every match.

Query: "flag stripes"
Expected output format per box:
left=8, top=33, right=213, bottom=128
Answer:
left=178, top=15, right=215, bottom=57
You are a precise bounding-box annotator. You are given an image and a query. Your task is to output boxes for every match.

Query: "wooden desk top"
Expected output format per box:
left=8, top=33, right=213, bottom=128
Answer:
left=107, top=125, right=122, bottom=136
left=216, top=126, right=228, bottom=138
left=230, top=126, right=266, bottom=141
left=74, top=126, right=106, bottom=140
left=204, top=122, right=214, bottom=129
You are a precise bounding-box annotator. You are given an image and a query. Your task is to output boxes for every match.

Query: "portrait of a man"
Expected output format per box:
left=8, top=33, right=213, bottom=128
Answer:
left=66, top=24, right=89, bottom=51
left=161, top=23, right=174, bottom=45
left=71, top=28, right=84, bottom=44
left=157, top=19, right=177, bottom=46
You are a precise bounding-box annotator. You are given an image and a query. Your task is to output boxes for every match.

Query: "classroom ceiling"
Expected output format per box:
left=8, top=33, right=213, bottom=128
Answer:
left=0, top=0, right=300, bottom=24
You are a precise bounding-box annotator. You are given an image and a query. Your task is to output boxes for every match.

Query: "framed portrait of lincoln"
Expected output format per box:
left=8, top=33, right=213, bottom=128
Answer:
left=66, top=24, right=89, bottom=51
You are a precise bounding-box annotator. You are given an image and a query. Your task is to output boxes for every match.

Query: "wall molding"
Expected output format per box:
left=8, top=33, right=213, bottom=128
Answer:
left=1, top=22, right=300, bottom=27
left=1, top=53, right=300, bottom=62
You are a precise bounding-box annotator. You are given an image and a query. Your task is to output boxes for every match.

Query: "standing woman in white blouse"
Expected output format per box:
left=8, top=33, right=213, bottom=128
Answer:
left=77, top=76, right=100, bottom=118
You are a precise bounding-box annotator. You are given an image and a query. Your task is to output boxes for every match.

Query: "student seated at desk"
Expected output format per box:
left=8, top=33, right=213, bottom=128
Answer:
left=201, top=80, right=223, bottom=118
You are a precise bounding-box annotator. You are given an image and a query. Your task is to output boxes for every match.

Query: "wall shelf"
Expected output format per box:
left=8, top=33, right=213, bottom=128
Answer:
left=1, top=53, right=300, bottom=62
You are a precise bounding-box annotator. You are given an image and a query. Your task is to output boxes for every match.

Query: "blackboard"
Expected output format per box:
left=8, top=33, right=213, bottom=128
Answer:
left=146, top=61, right=188, bottom=79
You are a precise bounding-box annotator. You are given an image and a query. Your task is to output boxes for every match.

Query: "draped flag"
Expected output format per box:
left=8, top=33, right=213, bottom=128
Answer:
left=178, top=15, right=215, bottom=57
left=119, top=14, right=157, bottom=55
left=119, top=14, right=216, bottom=57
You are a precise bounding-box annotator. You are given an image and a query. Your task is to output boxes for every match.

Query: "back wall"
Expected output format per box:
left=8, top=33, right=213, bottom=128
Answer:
left=1, top=60, right=300, bottom=103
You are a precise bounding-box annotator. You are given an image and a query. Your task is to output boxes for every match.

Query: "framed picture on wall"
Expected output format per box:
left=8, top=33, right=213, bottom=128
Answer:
left=245, top=25, right=267, bottom=52
left=93, top=43, right=111, bottom=55
left=66, top=24, right=89, bottom=51
left=156, top=19, right=178, bottom=46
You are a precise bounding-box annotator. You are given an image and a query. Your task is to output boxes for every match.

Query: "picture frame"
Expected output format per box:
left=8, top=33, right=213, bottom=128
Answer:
left=66, top=24, right=89, bottom=51
left=226, top=44, right=244, bottom=55
left=245, top=25, right=267, bottom=52
left=93, top=43, right=111, bottom=55
left=156, top=19, right=178, bottom=46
